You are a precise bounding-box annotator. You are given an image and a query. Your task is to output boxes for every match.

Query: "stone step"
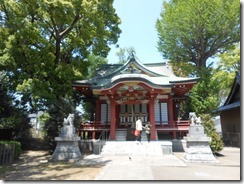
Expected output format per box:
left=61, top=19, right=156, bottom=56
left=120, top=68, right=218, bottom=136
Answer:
left=113, top=130, right=158, bottom=141
left=115, top=130, right=127, bottom=141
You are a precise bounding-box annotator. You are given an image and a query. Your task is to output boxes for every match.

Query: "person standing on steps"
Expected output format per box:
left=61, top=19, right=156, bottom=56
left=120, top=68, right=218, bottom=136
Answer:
left=135, top=117, right=143, bottom=144
left=143, top=122, right=152, bottom=143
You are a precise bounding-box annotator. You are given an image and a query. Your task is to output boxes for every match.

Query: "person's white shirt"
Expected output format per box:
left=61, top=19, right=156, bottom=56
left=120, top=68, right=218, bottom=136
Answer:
left=136, top=118, right=143, bottom=131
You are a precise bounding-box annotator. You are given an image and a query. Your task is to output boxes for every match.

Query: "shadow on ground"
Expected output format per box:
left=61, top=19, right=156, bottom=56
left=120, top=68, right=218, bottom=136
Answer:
left=0, top=149, right=110, bottom=180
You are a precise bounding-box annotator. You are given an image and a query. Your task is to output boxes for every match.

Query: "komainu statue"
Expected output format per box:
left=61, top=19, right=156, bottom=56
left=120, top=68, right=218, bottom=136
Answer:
left=189, top=112, right=201, bottom=125
left=63, top=113, right=74, bottom=126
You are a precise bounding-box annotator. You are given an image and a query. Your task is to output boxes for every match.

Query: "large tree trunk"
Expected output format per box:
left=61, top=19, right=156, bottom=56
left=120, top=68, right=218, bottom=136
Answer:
left=195, top=58, right=207, bottom=74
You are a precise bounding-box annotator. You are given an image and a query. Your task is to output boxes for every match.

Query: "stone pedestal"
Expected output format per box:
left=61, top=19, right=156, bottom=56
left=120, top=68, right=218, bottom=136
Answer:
left=183, top=124, right=218, bottom=163
left=50, top=125, right=82, bottom=162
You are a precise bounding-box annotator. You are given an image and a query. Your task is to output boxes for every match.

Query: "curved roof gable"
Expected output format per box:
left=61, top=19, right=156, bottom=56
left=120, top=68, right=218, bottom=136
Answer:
left=73, top=55, right=199, bottom=92
left=99, top=55, right=172, bottom=80
left=118, top=56, right=167, bottom=77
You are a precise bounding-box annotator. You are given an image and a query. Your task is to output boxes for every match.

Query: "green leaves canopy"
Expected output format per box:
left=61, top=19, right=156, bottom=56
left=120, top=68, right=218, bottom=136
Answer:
left=212, top=45, right=240, bottom=104
left=157, top=0, right=240, bottom=115
left=0, top=0, right=121, bottom=110
left=156, top=0, right=240, bottom=71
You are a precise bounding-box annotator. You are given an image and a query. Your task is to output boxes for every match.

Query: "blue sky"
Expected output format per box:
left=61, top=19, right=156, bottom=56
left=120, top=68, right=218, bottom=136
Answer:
left=107, top=0, right=166, bottom=64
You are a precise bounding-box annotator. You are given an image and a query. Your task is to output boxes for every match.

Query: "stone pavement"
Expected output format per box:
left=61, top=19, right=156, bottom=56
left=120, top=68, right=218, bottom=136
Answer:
left=87, top=146, right=241, bottom=181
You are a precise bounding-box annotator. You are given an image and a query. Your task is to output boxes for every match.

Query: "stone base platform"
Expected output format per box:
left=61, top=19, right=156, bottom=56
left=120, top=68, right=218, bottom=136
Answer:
left=183, top=124, right=218, bottom=163
left=183, top=146, right=219, bottom=163
left=50, top=139, right=82, bottom=162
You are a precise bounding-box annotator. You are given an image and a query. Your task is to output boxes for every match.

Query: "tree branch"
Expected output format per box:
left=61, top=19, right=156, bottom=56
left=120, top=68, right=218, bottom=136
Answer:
left=59, top=15, right=80, bottom=38
left=49, top=12, right=58, bottom=34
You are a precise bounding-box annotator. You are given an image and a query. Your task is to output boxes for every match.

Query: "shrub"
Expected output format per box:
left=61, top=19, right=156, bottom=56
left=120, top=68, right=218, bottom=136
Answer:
left=201, top=114, right=224, bottom=153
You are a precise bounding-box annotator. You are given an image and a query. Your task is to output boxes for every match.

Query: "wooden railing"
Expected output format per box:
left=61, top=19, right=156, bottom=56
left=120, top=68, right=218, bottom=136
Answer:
left=156, top=120, right=190, bottom=128
left=79, top=120, right=190, bottom=130
left=80, top=122, right=110, bottom=129
left=77, top=120, right=190, bottom=140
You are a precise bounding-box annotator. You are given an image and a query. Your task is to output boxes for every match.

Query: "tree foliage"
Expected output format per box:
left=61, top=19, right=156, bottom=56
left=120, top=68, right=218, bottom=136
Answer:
left=172, top=44, right=240, bottom=114
left=0, top=0, right=121, bottom=111
left=116, top=46, right=136, bottom=64
left=0, top=72, right=15, bottom=118
left=156, top=0, right=240, bottom=72
left=201, top=114, right=224, bottom=153
left=157, top=0, right=240, bottom=115
left=212, top=44, right=240, bottom=104
left=0, top=0, right=121, bottom=146
left=0, top=72, right=31, bottom=141
left=169, top=61, right=196, bottom=77
left=189, top=67, right=221, bottom=114
left=81, top=54, right=108, bottom=122
left=43, top=97, right=82, bottom=151
left=86, top=54, right=108, bottom=79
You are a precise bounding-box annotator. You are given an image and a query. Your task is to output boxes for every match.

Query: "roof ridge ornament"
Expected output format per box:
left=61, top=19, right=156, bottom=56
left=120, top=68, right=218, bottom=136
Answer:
left=120, top=63, right=142, bottom=74
left=128, top=50, right=136, bottom=61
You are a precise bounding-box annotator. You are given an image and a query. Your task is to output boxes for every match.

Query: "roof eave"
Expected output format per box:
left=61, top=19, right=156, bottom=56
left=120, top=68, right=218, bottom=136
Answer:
left=214, top=101, right=240, bottom=114
left=73, top=80, right=92, bottom=86
left=169, top=78, right=199, bottom=84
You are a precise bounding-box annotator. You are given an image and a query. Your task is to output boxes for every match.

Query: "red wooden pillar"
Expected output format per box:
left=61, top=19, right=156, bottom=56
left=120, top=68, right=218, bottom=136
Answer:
left=168, top=95, right=176, bottom=139
left=95, top=99, right=100, bottom=124
left=149, top=97, right=156, bottom=140
left=109, top=96, right=116, bottom=140
left=116, top=105, right=120, bottom=128
left=92, top=131, right=95, bottom=139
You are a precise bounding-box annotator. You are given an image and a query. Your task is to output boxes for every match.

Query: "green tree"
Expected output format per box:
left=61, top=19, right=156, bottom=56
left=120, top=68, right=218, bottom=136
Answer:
left=169, top=61, right=196, bottom=77
left=0, top=0, right=121, bottom=111
left=116, top=47, right=136, bottom=64
left=0, top=72, right=15, bottom=118
left=201, top=114, right=224, bottom=153
left=86, top=54, right=108, bottom=79
left=81, top=100, right=94, bottom=122
left=213, top=44, right=240, bottom=104
left=189, top=45, right=240, bottom=114
left=156, top=0, right=240, bottom=73
left=80, top=54, right=107, bottom=122
left=0, top=0, right=121, bottom=148
left=156, top=0, right=240, bottom=114
left=43, top=97, right=82, bottom=151
left=0, top=72, right=31, bottom=142
left=189, top=67, right=221, bottom=114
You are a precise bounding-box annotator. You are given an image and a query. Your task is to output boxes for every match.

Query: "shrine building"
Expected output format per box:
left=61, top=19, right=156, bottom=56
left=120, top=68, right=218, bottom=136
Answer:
left=73, top=56, right=199, bottom=141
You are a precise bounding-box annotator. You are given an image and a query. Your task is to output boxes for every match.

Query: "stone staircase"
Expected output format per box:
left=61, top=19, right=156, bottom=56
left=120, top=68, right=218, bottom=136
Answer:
left=100, top=141, right=165, bottom=156
left=114, top=130, right=127, bottom=141
left=114, top=130, right=158, bottom=141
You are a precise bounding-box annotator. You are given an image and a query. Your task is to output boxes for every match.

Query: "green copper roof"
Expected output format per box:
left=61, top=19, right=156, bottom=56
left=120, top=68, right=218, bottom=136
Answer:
left=74, top=56, right=199, bottom=90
